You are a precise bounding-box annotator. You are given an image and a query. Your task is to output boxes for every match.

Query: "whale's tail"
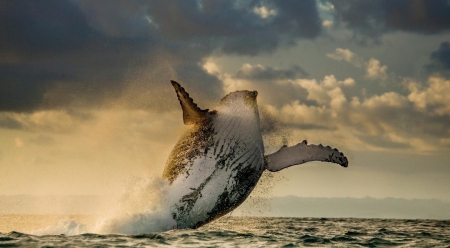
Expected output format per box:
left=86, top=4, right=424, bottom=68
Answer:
left=264, top=140, right=348, bottom=172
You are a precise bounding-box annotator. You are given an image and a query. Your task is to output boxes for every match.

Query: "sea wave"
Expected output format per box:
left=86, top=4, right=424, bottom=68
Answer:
left=1, top=217, right=449, bottom=247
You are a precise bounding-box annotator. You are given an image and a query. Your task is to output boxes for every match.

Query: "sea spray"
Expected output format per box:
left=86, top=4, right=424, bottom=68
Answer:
left=31, top=219, right=89, bottom=236
left=95, top=176, right=176, bottom=234
left=32, top=176, right=177, bottom=235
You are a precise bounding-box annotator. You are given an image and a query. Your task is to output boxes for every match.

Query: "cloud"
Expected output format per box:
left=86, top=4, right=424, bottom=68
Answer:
left=327, top=48, right=388, bottom=80
left=327, top=0, right=450, bottom=37
left=208, top=61, right=450, bottom=153
left=365, top=58, right=388, bottom=80
left=408, top=76, right=450, bottom=116
left=0, top=115, right=23, bottom=130
left=425, top=41, right=450, bottom=76
left=283, top=84, right=448, bottom=152
left=0, top=0, right=322, bottom=113
left=253, top=5, right=277, bottom=19
left=204, top=62, right=310, bottom=107
left=295, top=75, right=354, bottom=107
left=235, top=64, right=308, bottom=81
left=327, top=48, right=363, bottom=67
left=279, top=101, right=333, bottom=129
left=292, top=75, right=450, bottom=152
left=0, top=0, right=164, bottom=112
left=0, top=110, right=87, bottom=134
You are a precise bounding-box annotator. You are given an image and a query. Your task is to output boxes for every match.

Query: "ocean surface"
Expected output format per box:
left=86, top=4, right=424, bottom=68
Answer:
left=1, top=216, right=449, bottom=247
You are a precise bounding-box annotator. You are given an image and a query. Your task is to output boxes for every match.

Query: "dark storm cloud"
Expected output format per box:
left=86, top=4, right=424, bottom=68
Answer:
left=0, top=64, right=71, bottom=111
left=0, top=115, right=23, bottom=130
left=236, top=65, right=308, bottom=81
left=326, top=0, right=450, bottom=37
left=0, top=0, right=93, bottom=54
left=141, top=0, right=321, bottom=54
left=0, top=0, right=158, bottom=111
left=426, top=42, right=450, bottom=76
left=0, top=0, right=322, bottom=112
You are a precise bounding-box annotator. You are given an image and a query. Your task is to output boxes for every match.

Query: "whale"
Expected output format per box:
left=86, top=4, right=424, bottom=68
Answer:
left=163, top=80, right=348, bottom=229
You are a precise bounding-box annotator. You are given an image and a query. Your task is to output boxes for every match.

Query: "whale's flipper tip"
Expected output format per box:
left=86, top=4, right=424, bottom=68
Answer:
left=171, top=80, right=209, bottom=125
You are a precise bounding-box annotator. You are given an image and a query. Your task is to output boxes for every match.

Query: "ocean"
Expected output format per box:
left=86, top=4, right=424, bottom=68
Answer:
left=1, top=216, right=449, bottom=247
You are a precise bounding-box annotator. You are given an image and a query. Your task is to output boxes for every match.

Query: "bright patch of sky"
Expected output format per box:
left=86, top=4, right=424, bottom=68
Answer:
left=253, top=5, right=277, bottom=19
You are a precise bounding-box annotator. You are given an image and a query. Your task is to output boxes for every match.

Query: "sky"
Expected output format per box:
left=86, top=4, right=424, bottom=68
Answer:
left=1, top=0, right=450, bottom=202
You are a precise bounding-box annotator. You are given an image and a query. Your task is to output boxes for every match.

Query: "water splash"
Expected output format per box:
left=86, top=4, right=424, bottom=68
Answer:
left=95, top=176, right=176, bottom=234
left=32, top=219, right=88, bottom=236
left=31, top=176, right=176, bottom=235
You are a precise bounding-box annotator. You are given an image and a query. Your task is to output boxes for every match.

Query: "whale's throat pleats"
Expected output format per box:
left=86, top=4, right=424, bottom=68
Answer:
left=168, top=110, right=265, bottom=227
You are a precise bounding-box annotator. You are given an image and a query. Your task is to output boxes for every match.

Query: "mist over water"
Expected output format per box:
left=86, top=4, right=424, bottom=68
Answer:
left=31, top=176, right=176, bottom=235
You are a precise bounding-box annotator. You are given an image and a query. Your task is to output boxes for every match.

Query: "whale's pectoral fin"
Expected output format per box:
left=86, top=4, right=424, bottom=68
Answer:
left=171, top=80, right=210, bottom=125
left=265, top=140, right=348, bottom=172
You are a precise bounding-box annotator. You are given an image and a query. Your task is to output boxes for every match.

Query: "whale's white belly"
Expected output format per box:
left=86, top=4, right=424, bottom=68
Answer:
left=168, top=112, right=264, bottom=228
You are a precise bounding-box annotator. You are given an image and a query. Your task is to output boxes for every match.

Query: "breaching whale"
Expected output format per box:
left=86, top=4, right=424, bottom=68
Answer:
left=163, top=80, right=348, bottom=229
